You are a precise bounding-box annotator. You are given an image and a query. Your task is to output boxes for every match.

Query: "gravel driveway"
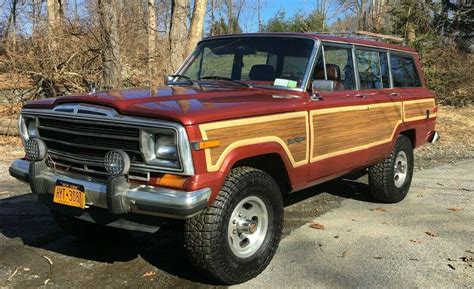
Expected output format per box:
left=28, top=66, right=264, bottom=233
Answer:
left=238, top=159, right=474, bottom=288
left=0, top=158, right=472, bottom=288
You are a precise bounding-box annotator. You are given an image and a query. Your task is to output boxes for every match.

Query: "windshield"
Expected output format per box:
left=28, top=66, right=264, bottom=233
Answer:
left=178, top=37, right=316, bottom=89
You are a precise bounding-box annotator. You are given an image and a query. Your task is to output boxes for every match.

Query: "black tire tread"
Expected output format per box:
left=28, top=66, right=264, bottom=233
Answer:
left=368, top=135, right=414, bottom=203
left=184, top=166, right=283, bottom=284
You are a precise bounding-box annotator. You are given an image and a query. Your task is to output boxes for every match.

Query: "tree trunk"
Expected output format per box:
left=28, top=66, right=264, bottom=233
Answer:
left=185, top=0, right=208, bottom=56
left=169, top=0, right=188, bottom=72
left=47, top=0, right=64, bottom=48
left=358, top=0, right=367, bottom=30
left=148, top=0, right=157, bottom=86
left=4, top=0, right=18, bottom=46
left=225, top=0, right=233, bottom=33
left=99, top=0, right=122, bottom=89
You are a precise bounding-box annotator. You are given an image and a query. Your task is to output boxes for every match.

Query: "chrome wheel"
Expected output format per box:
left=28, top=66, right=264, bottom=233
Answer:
left=227, top=196, right=268, bottom=258
left=394, top=151, right=408, bottom=188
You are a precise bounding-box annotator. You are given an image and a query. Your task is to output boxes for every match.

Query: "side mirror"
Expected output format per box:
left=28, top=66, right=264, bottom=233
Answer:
left=164, top=75, right=175, bottom=85
left=312, top=80, right=335, bottom=92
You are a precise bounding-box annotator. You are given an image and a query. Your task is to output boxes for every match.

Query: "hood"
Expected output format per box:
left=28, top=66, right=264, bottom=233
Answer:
left=23, top=85, right=307, bottom=125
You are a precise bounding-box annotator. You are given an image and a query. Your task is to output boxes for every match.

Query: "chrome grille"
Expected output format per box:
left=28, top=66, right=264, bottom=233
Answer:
left=37, top=116, right=144, bottom=163
left=20, top=104, right=195, bottom=176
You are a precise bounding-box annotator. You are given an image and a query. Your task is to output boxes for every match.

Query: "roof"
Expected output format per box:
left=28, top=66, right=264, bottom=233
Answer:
left=202, top=32, right=417, bottom=54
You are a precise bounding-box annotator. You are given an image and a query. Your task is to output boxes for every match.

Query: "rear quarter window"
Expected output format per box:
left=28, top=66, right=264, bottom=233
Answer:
left=390, top=54, right=422, bottom=87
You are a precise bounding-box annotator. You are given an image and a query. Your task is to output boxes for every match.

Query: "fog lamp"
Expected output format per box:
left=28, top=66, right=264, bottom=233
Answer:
left=25, top=138, right=47, bottom=161
left=104, top=150, right=130, bottom=176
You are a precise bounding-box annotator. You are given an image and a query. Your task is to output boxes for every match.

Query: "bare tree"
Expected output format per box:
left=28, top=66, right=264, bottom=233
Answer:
left=98, top=0, right=122, bottom=89
left=185, top=0, right=208, bottom=56
left=4, top=0, right=18, bottom=46
left=369, top=0, right=388, bottom=32
left=148, top=0, right=157, bottom=85
left=339, top=0, right=369, bottom=30
left=169, top=0, right=188, bottom=72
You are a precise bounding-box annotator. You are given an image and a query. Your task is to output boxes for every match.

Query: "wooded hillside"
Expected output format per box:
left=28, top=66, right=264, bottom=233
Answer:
left=0, top=0, right=472, bottom=106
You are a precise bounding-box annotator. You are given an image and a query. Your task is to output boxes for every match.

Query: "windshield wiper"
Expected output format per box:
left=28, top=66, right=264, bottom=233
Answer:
left=200, top=76, right=251, bottom=88
left=166, top=74, right=194, bottom=85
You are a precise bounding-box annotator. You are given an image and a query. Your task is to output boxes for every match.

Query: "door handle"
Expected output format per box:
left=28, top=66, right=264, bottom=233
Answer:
left=355, top=94, right=368, bottom=98
left=390, top=92, right=400, bottom=97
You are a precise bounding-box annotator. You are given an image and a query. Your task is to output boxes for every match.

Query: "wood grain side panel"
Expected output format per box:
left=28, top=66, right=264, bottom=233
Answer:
left=200, top=112, right=309, bottom=172
left=403, top=99, right=436, bottom=122
left=311, top=103, right=402, bottom=161
left=367, top=103, right=403, bottom=141
left=312, top=108, right=369, bottom=157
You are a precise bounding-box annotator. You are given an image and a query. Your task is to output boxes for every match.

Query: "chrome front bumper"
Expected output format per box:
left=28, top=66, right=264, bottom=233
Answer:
left=9, top=159, right=211, bottom=219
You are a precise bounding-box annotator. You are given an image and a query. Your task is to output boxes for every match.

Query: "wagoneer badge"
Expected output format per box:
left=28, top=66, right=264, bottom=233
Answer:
left=287, top=136, right=306, bottom=145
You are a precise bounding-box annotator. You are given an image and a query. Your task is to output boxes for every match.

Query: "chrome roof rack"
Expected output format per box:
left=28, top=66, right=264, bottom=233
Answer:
left=314, top=30, right=405, bottom=44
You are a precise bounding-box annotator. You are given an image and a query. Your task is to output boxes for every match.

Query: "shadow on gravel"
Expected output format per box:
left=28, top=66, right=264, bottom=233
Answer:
left=285, top=172, right=376, bottom=206
left=0, top=173, right=374, bottom=285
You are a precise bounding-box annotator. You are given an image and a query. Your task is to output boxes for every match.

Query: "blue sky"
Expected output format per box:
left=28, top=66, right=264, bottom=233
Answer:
left=239, top=0, right=343, bottom=32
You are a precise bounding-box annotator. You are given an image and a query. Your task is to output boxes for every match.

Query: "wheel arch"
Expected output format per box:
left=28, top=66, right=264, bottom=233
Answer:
left=400, top=129, right=416, bottom=148
left=217, top=142, right=298, bottom=194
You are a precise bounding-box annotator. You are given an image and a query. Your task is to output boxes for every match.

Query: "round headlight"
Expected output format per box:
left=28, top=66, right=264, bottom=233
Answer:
left=27, top=120, right=39, bottom=138
left=25, top=138, right=47, bottom=161
left=104, top=150, right=130, bottom=176
left=155, top=135, right=177, bottom=160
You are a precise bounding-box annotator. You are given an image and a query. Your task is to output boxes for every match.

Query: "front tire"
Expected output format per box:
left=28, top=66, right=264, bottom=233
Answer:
left=368, top=135, right=414, bottom=203
left=184, top=167, right=283, bottom=284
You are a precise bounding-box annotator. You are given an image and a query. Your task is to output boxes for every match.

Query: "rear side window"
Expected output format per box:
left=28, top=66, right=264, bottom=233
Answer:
left=355, top=49, right=382, bottom=89
left=390, top=54, right=421, bottom=87
left=311, top=45, right=356, bottom=90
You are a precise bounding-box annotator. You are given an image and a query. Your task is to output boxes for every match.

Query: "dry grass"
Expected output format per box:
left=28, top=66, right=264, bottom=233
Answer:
left=435, top=106, right=474, bottom=144
left=0, top=73, right=33, bottom=90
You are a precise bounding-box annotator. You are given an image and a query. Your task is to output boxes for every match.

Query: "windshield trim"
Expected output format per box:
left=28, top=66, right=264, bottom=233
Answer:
left=175, top=36, right=320, bottom=92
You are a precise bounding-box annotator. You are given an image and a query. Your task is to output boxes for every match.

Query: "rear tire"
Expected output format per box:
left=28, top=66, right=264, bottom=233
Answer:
left=368, top=135, right=414, bottom=203
left=184, top=167, right=283, bottom=285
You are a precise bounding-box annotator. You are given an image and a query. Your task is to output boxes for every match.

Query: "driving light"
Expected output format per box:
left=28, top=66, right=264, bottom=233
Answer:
left=155, top=135, right=177, bottom=160
left=104, top=150, right=130, bottom=176
left=25, top=138, right=47, bottom=161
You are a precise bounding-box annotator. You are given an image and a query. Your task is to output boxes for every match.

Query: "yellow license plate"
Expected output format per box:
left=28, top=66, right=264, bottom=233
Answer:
left=53, top=180, right=86, bottom=209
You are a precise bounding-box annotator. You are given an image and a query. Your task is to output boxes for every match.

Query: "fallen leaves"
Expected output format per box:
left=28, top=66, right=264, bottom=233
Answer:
left=370, top=207, right=387, bottom=212
left=309, top=222, right=325, bottom=230
left=460, top=256, right=473, bottom=263
left=6, top=267, right=20, bottom=282
left=142, top=271, right=156, bottom=278
left=410, top=239, right=423, bottom=244
left=42, top=255, right=53, bottom=265
left=425, top=231, right=437, bottom=237
left=447, top=207, right=463, bottom=211
left=341, top=250, right=351, bottom=257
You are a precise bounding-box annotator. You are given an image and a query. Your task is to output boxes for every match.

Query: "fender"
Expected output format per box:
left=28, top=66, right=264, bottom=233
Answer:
left=215, top=141, right=305, bottom=202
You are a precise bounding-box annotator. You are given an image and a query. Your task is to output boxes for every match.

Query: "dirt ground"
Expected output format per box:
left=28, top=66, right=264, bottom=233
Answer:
left=0, top=105, right=472, bottom=287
